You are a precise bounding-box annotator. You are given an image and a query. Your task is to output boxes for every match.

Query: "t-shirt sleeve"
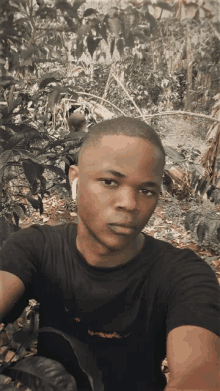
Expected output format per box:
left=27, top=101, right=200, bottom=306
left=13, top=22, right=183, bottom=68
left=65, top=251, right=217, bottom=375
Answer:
left=165, top=249, right=220, bottom=338
left=0, top=225, right=46, bottom=323
left=0, top=225, right=45, bottom=294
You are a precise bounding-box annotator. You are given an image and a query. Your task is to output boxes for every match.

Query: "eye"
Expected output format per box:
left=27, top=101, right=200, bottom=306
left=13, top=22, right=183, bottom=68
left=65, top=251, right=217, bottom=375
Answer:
left=140, top=189, right=156, bottom=197
left=100, top=179, right=118, bottom=187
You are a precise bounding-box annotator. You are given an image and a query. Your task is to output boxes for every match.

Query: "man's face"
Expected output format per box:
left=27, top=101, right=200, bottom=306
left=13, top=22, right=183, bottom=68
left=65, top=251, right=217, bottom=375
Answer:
left=76, top=135, right=164, bottom=252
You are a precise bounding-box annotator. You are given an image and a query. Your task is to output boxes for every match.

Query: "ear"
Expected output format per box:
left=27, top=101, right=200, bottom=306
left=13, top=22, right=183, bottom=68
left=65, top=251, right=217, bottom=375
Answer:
left=68, top=165, right=79, bottom=186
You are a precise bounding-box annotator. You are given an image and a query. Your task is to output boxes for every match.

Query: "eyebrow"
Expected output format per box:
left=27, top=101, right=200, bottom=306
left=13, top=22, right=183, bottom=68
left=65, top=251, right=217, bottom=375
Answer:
left=100, top=170, right=160, bottom=189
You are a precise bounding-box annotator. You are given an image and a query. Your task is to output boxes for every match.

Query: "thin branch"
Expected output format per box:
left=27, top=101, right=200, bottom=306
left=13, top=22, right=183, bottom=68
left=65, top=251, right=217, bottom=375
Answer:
left=136, top=110, right=220, bottom=124
left=73, top=91, right=127, bottom=117
left=112, top=74, right=145, bottom=120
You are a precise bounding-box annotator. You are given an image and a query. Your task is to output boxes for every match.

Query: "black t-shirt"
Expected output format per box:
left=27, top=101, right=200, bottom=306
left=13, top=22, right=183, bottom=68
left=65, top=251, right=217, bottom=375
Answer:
left=0, top=223, right=219, bottom=391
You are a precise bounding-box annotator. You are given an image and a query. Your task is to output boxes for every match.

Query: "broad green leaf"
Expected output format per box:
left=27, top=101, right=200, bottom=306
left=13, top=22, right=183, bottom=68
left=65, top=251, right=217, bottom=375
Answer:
left=16, top=150, right=42, bottom=164
left=22, top=160, right=37, bottom=186
left=76, top=40, right=84, bottom=59
left=26, top=196, right=41, bottom=211
left=5, top=123, right=22, bottom=133
left=108, top=16, right=121, bottom=38
left=39, top=328, right=104, bottom=391
left=56, top=0, right=73, bottom=12
left=11, top=328, right=36, bottom=349
left=0, top=128, right=11, bottom=142
left=22, top=159, right=44, bottom=193
left=156, top=1, right=173, bottom=12
left=116, top=38, right=124, bottom=57
left=140, top=0, right=151, bottom=6
left=3, top=356, right=78, bottom=391
left=36, top=162, right=45, bottom=177
left=32, top=179, right=38, bottom=194
left=87, top=35, right=102, bottom=58
left=72, top=0, right=86, bottom=12
left=37, top=153, right=57, bottom=162
left=0, top=80, right=15, bottom=89
left=39, top=196, right=44, bottom=215
left=96, top=51, right=106, bottom=61
left=20, top=48, right=39, bottom=61
left=0, top=150, right=13, bottom=171
left=122, top=13, right=131, bottom=39
left=39, top=175, right=47, bottom=193
left=4, top=134, right=26, bottom=150
left=66, top=9, right=78, bottom=19
left=133, top=31, right=148, bottom=42
left=76, top=23, right=92, bottom=43
left=64, top=15, right=77, bottom=28
left=144, top=11, right=157, bottom=29
left=110, top=38, right=115, bottom=57
left=8, top=97, right=22, bottom=114
left=17, top=203, right=26, bottom=214
left=90, top=17, right=101, bottom=29
left=107, top=7, right=118, bottom=18
left=0, top=166, right=5, bottom=182
left=47, top=88, right=60, bottom=111
left=39, top=77, right=58, bottom=89
left=21, top=126, right=39, bottom=141
left=98, top=22, right=108, bottom=42
left=12, top=203, right=25, bottom=219
left=124, top=32, right=135, bottom=48
left=84, top=8, right=97, bottom=17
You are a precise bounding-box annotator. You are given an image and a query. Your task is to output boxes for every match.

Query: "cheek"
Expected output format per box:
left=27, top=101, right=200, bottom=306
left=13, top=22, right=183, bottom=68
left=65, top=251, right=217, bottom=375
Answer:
left=140, top=197, right=159, bottom=218
left=89, top=183, right=113, bottom=205
left=79, top=182, right=111, bottom=212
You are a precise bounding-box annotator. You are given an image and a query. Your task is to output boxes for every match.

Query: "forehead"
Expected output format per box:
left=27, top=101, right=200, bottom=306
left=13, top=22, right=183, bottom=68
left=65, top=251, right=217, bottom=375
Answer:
left=79, top=135, right=164, bottom=176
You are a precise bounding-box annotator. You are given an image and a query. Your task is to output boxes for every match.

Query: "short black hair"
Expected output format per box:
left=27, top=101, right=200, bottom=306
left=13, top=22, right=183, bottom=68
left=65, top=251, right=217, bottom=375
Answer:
left=78, top=117, right=165, bottom=165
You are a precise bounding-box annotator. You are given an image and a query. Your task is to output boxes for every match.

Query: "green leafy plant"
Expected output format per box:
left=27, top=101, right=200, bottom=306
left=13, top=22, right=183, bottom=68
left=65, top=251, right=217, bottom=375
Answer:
left=0, top=314, right=104, bottom=391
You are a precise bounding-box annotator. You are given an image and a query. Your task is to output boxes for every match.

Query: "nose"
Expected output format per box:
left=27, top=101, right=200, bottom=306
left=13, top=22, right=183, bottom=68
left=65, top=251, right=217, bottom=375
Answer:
left=115, top=186, right=138, bottom=211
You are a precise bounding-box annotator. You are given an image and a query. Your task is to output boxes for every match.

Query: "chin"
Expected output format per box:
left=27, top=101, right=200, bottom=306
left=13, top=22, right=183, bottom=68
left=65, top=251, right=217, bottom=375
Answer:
left=102, top=240, right=130, bottom=252
left=86, top=226, right=130, bottom=250
left=98, top=231, right=137, bottom=251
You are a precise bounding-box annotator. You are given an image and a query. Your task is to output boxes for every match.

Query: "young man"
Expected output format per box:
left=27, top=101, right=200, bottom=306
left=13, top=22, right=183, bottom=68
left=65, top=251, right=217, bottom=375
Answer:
left=0, top=117, right=219, bottom=391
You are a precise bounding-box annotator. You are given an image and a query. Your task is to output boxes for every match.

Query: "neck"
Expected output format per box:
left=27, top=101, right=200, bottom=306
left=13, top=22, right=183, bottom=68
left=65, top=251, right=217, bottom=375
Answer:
left=76, top=227, right=145, bottom=268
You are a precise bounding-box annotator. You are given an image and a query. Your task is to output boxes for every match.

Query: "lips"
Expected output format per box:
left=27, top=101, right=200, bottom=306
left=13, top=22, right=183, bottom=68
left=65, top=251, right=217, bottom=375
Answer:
left=108, top=223, right=136, bottom=235
left=111, top=223, right=136, bottom=228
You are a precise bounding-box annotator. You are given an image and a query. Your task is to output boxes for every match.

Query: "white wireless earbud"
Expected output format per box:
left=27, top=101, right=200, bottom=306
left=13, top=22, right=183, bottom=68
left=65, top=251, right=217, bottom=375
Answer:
left=71, top=178, right=78, bottom=201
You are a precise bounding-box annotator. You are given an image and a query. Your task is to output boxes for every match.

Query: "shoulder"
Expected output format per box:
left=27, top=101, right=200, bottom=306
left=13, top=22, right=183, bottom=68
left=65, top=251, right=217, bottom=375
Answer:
left=142, top=234, right=217, bottom=282
left=20, top=221, right=77, bottom=239
left=0, top=222, right=77, bottom=256
left=143, top=233, right=200, bottom=262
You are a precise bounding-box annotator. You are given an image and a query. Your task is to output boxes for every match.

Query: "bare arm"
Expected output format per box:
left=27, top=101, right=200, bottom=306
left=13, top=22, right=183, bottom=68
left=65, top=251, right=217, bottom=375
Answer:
left=165, top=325, right=220, bottom=390
left=0, top=271, right=25, bottom=323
